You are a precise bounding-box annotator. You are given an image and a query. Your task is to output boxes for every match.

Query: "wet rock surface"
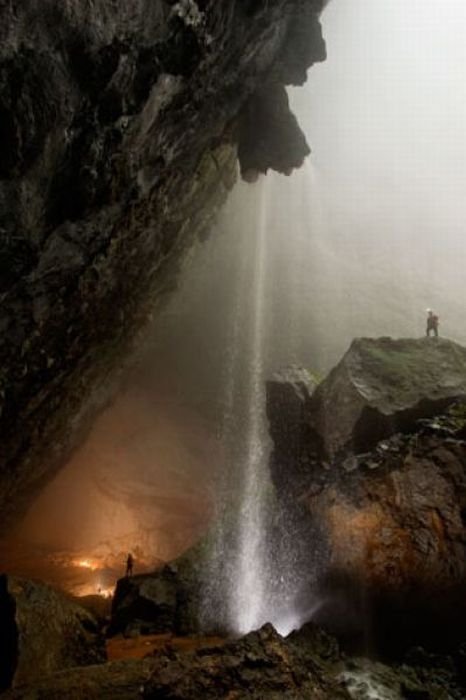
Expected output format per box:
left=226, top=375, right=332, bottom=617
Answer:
left=0, top=0, right=326, bottom=531
left=0, top=574, right=105, bottom=692
left=267, top=338, right=466, bottom=654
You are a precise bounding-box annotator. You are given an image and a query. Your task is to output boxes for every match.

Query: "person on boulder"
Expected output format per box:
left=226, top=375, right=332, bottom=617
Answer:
left=125, top=552, right=134, bottom=577
left=426, top=309, right=439, bottom=337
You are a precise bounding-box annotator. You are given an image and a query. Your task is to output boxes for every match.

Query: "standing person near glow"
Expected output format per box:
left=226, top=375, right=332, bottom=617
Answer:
left=125, top=552, right=134, bottom=577
left=426, top=309, right=439, bottom=337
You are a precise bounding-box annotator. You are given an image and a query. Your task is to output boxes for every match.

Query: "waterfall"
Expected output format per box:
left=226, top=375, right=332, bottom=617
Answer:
left=199, top=165, right=321, bottom=637
left=227, top=180, right=271, bottom=635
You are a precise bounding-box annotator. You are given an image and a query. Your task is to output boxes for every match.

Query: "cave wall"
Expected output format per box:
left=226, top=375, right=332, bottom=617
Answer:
left=0, top=0, right=326, bottom=529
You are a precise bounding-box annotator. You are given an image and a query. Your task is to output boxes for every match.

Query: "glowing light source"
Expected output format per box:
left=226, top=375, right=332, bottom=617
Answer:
left=74, top=558, right=99, bottom=571
left=96, top=585, right=114, bottom=598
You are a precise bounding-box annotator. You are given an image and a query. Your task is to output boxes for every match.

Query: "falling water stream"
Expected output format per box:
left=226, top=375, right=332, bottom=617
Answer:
left=228, top=180, right=271, bottom=634
left=199, top=167, right=321, bottom=637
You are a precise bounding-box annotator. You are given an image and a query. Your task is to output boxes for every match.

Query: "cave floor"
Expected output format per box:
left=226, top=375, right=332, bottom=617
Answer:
left=107, top=634, right=227, bottom=661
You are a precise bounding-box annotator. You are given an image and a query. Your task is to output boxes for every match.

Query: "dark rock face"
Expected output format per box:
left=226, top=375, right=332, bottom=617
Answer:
left=267, top=338, right=466, bottom=653
left=0, top=574, right=105, bottom=692
left=237, top=3, right=326, bottom=178
left=0, top=0, right=326, bottom=530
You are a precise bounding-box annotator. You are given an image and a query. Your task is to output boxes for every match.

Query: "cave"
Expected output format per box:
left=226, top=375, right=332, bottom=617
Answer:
left=1, top=1, right=466, bottom=698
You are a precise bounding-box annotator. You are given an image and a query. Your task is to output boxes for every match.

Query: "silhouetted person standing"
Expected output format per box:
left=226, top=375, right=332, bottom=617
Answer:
left=126, top=552, right=134, bottom=577
left=426, top=309, right=439, bottom=337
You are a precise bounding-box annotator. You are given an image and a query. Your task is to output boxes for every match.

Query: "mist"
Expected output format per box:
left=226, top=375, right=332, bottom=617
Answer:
left=288, top=0, right=466, bottom=350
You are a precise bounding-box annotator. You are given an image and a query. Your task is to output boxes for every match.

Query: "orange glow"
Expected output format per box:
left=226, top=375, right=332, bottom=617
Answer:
left=1, top=385, right=218, bottom=600
left=74, top=558, right=99, bottom=571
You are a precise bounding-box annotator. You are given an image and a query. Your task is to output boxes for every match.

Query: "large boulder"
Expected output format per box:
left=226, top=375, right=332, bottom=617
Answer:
left=109, top=554, right=201, bottom=637
left=309, top=337, right=466, bottom=460
left=109, top=568, right=178, bottom=637
left=0, top=575, right=105, bottom=692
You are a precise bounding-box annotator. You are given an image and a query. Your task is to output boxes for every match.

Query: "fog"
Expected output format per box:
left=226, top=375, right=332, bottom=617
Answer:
left=5, top=0, right=466, bottom=592
left=288, top=0, right=466, bottom=352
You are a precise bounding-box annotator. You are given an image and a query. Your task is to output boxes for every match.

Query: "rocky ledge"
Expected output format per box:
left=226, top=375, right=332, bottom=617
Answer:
left=0, top=0, right=326, bottom=530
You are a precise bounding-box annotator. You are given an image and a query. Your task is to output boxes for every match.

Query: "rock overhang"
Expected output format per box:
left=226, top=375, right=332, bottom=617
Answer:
left=0, top=0, right=327, bottom=529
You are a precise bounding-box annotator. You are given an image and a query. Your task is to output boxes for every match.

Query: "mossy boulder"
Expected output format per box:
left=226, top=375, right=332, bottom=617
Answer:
left=309, top=337, right=466, bottom=460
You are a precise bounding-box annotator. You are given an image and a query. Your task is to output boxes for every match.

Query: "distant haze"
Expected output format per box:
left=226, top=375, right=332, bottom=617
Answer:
left=288, top=0, right=466, bottom=354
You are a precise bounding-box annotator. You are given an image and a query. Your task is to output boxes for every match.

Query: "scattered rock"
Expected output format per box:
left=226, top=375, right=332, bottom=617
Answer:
left=142, top=623, right=351, bottom=699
